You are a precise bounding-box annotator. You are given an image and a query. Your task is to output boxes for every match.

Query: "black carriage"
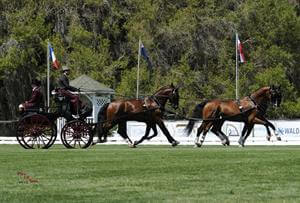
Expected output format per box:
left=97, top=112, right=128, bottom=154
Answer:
left=16, top=90, right=94, bottom=149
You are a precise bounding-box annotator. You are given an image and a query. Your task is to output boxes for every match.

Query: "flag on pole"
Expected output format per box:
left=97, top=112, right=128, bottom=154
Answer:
left=49, top=43, right=60, bottom=69
left=140, top=42, right=152, bottom=69
left=236, top=34, right=245, bottom=63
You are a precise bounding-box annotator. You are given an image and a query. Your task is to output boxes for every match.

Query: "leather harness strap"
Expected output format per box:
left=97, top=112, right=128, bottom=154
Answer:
left=235, top=99, right=243, bottom=112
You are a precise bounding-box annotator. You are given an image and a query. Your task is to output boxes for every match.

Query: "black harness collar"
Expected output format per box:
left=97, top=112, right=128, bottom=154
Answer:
left=249, top=95, right=257, bottom=106
left=151, top=95, right=163, bottom=110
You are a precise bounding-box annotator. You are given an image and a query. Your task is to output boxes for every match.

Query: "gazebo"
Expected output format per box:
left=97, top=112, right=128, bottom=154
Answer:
left=70, top=74, right=115, bottom=122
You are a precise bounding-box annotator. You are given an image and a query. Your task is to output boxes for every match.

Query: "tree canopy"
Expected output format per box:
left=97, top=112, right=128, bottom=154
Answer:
left=0, top=0, right=300, bottom=119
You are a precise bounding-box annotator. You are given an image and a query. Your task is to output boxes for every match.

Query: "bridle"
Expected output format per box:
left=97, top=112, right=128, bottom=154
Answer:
left=152, top=87, right=179, bottom=110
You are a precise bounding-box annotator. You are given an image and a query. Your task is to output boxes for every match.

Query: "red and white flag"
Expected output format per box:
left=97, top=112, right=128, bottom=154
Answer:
left=49, top=44, right=60, bottom=69
left=236, top=34, right=245, bottom=63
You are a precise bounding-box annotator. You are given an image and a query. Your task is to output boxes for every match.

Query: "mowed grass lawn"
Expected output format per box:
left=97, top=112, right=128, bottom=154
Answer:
left=1, top=145, right=300, bottom=202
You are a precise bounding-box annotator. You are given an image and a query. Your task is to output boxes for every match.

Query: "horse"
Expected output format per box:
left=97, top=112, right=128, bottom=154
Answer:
left=185, top=85, right=282, bottom=147
left=210, top=85, right=282, bottom=145
left=94, top=84, right=180, bottom=147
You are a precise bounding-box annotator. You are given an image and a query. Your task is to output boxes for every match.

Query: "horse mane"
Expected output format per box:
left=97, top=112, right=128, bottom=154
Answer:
left=251, top=86, right=270, bottom=97
left=153, top=85, right=173, bottom=95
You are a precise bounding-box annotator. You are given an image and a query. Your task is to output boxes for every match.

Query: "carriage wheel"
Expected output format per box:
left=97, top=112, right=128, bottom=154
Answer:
left=61, top=120, right=93, bottom=149
left=16, top=124, right=31, bottom=149
left=16, top=114, right=57, bottom=149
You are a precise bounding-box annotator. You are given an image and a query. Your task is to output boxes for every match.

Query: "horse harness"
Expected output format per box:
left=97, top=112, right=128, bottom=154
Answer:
left=235, top=96, right=257, bottom=113
left=143, top=95, right=163, bottom=111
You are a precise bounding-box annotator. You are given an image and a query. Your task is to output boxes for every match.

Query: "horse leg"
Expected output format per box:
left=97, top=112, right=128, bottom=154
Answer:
left=238, top=123, right=249, bottom=147
left=261, top=117, right=281, bottom=141
left=156, top=119, right=179, bottom=147
left=133, top=123, right=152, bottom=146
left=117, top=122, right=135, bottom=148
left=211, top=125, right=226, bottom=146
left=253, top=116, right=272, bottom=141
left=194, top=123, right=204, bottom=147
left=269, top=121, right=281, bottom=141
left=211, top=120, right=229, bottom=146
left=218, top=130, right=230, bottom=146
left=265, top=124, right=272, bottom=141
left=196, top=122, right=213, bottom=148
left=264, top=121, right=281, bottom=141
left=93, top=121, right=113, bottom=145
left=216, top=122, right=230, bottom=146
left=265, top=120, right=281, bottom=140
left=146, top=124, right=158, bottom=140
left=242, top=123, right=254, bottom=146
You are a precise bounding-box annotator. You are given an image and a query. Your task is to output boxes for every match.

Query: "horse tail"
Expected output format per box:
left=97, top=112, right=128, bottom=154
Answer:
left=185, top=101, right=208, bottom=136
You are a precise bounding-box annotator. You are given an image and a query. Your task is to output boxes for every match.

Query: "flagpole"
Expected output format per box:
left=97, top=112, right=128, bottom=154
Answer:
left=136, top=37, right=141, bottom=99
left=235, top=33, right=239, bottom=100
left=47, top=42, right=50, bottom=111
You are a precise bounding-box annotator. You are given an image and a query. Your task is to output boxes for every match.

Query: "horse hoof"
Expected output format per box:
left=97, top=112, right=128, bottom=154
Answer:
left=277, top=137, right=282, bottom=141
left=129, top=144, right=136, bottom=148
left=171, top=140, right=180, bottom=147
left=226, top=141, right=230, bottom=146
left=266, top=136, right=271, bottom=141
left=238, top=140, right=244, bottom=147
left=194, top=143, right=202, bottom=148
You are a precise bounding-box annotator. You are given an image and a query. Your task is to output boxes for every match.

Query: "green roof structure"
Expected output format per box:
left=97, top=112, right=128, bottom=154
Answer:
left=70, top=74, right=114, bottom=95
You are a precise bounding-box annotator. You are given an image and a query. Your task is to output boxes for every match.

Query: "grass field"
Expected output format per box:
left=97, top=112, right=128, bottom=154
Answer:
left=0, top=145, right=300, bottom=202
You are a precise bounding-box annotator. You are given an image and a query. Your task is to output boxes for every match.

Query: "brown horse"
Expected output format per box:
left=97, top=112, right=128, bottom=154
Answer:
left=185, top=85, right=282, bottom=147
left=94, top=84, right=180, bottom=147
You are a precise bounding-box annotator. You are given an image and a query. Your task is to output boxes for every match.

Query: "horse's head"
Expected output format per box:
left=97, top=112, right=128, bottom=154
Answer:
left=269, top=85, right=282, bottom=107
left=169, top=84, right=180, bottom=109
left=154, top=83, right=180, bottom=109
left=251, top=86, right=282, bottom=108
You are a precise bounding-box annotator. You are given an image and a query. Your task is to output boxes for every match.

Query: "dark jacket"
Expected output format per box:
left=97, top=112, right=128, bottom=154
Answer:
left=58, top=74, right=78, bottom=92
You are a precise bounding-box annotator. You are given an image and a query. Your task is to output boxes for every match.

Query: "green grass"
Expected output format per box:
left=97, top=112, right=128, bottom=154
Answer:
left=1, top=145, right=300, bottom=202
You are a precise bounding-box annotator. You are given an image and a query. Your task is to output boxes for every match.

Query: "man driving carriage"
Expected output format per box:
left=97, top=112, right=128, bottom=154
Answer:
left=19, top=78, right=43, bottom=113
left=57, top=66, right=81, bottom=114
left=57, top=66, right=91, bottom=119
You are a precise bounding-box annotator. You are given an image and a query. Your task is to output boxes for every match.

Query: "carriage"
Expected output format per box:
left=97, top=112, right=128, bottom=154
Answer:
left=16, top=84, right=181, bottom=149
left=16, top=90, right=94, bottom=149
left=16, top=83, right=282, bottom=149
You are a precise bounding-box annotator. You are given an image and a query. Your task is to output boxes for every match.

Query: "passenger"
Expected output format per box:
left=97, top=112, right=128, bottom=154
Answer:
left=19, top=78, right=43, bottom=112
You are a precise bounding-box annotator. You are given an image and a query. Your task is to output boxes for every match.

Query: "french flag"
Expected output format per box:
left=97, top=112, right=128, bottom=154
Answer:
left=49, top=44, right=60, bottom=69
left=236, top=34, right=245, bottom=63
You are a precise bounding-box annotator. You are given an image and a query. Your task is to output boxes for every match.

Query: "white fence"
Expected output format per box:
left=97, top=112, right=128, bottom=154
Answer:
left=2, top=120, right=300, bottom=145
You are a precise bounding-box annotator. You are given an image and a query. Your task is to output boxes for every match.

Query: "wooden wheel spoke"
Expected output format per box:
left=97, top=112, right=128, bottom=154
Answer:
left=61, top=120, right=92, bottom=149
left=66, top=137, right=76, bottom=145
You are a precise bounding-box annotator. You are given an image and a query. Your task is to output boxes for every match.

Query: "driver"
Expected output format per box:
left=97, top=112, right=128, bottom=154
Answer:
left=57, top=66, right=81, bottom=115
